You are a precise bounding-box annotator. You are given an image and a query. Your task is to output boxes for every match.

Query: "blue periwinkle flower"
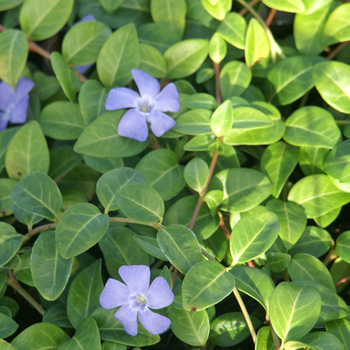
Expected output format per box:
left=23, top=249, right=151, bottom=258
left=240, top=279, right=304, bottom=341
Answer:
left=105, top=69, right=180, bottom=141
left=99, top=265, right=174, bottom=336
left=0, top=77, right=35, bottom=131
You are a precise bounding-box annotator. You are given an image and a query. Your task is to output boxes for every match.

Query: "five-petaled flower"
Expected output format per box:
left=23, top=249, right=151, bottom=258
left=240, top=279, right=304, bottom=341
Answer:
left=0, top=77, right=35, bottom=131
left=99, top=265, right=174, bottom=336
left=105, top=69, right=180, bottom=142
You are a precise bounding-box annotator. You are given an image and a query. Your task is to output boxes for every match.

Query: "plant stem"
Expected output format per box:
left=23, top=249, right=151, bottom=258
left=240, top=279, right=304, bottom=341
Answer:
left=22, top=223, right=57, bottom=246
left=268, top=319, right=281, bottom=349
left=326, top=41, right=350, bottom=60
left=109, top=217, right=165, bottom=231
left=323, top=247, right=337, bottom=266
left=233, top=287, right=257, bottom=344
left=7, top=270, right=46, bottom=316
left=213, top=62, right=222, bottom=105
left=239, top=0, right=261, bottom=16
left=265, top=8, right=277, bottom=27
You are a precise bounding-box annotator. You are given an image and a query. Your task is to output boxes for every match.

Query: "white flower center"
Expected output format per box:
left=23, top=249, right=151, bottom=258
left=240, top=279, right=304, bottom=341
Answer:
left=130, top=294, right=147, bottom=311
left=137, top=96, right=154, bottom=115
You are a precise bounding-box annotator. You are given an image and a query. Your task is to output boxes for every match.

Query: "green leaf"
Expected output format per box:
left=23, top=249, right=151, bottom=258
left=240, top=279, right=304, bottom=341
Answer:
left=231, top=265, right=275, bottom=311
left=58, top=318, right=100, bottom=350
left=288, top=253, right=336, bottom=291
left=33, top=71, right=60, bottom=101
left=266, top=55, right=324, bottom=105
left=67, top=260, right=103, bottom=328
left=136, top=149, right=186, bottom=201
left=51, top=51, right=81, bottom=102
left=215, top=168, right=272, bottom=212
left=55, top=203, right=109, bottom=259
left=261, top=142, right=299, bottom=198
left=62, top=21, right=111, bottom=65
left=40, top=102, right=86, bottom=140
left=327, top=319, right=350, bottom=350
left=210, top=312, right=261, bottom=347
left=182, top=260, right=235, bottom=311
left=31, top=230, right=72, bottom=301
left=19, top=0, right=74, bottom=40
left=261, top=0, right=305, bottom=13
left=0, top=339, right=17, bottom=350
left=139, top=44, right=167, bottom=78
left=288, top=174, right=350, bottom=218
left=210, top=100, right=233, bottom=137
left=336, top=231, right=350, bottom=263
left=157, top=224, right=203, bottom=274
left=0, top=179, right=17, bottom=217
left=269, top=282, right=321, bottom=343
left=230, top=212, right=279, bottom=265
left=6, top=121, right=49, bottom=179
left=97, top=23, right=139, bottom=87
left=284, top=106, right=341, bottom=148
left=0, top=222, right=23, bottom=267
left=184, top=158, right=209, bottom=194
left=209, top=33, right=227, bottom=64
left=0, top=128, right=19, bottom=173
left=74, top=111, right=149, bottom=158
left=313, top=61, right=350, bottom=113
left=11, top=323, right=68, bottom=349
left=200, top=0, right=232, bottom=20
left=78, top=80, right=108, bottom=125
left=0, top=29, right=28, bottom=86
left=266, top=252, right=291, bottom=273
left=169, top=307, right=209, bottom=346
left=245, top=18, right=269, bottom=68
left=83, top=155, right=123, bottom=174
left=0, top=0, right=23, bottom=11
left=220, top=61, right=251, bottom=100
left=266, top=199, right=307, bottom=250
left=299, top=146, right=329, bottom=175
left=134, top=235, right=168, bottom=261
left=256, top=327, right=275, bottom=350
left=164, top=39, right=208, bottom=79
left=117, top=184, right=164, bottom=223
left=150, top=0, right=186, bottom=38
left=99, top=226, right=150, bottom=279
left=173, top=109, right=212, bottom=135
left=99, top=0, right=123, bottom=13
left=11, top=172, right=62, bottom=221
left=184, top=134, right=213, bottom=151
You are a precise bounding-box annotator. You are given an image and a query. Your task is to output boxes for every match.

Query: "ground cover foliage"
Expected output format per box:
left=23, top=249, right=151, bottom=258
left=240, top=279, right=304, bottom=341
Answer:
left=1, top=0, right=350, bottom=349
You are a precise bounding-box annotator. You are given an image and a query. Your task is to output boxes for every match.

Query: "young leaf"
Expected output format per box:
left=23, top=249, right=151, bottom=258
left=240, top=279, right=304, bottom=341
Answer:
left=184, top=158, right=209, bottom=194
left=200, top=0, right=232, bottom=20
left=217, top=12, right=247, bottom=49
left=210, top=100, right=233, bottom=137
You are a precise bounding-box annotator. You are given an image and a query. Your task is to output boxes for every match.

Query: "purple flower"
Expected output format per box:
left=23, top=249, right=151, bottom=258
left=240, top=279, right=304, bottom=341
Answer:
left=105, top=69, right=180, bottom=142
left=0, top=77, right=35, bottom=131
left=99, top=265, right=174, bottom=336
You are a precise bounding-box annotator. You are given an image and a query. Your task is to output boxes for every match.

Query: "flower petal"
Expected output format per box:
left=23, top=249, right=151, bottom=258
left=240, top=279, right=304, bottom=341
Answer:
left=132, top=69, right=160, bottom=98
left=119, top=265, right=150, bottom=295
left=75, top=64, right=93, bottom=74
left=138, top=308, right=171, bottom=335
left=0, top=112, right=8, bottom=131
left=153, top=83, right=180, bottom=112
left=117, top=109, right=149, bottom=142
left=146, top=276, right=174, bottom=309
left=9, top=95, right=29, bottom=124
left=99, top=278, right=131, bottom=309
left=15, top=77, right=35, bottom=102
left=106, top=87, right=139, bottom=110
left=147, top=110, right=176, bottom=137
left=115, top=304, right=138, bottom=336
left=0, top=82, right=15, bottom=110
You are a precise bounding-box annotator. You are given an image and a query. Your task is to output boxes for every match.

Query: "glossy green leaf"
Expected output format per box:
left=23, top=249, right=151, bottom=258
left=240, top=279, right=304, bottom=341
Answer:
left=184, top=158, right=209, bottom=194
left=181, top=93, right=216, bottom=110
left=150, top=0, right=186, bottom=38
left=216, top=168, right=272, bottom=212
left=336, top=231, right=350, bottom=263
left=55, top=203, right=109, bottom=258
left=313, top=61, right=350, bottom=113
left=299, top=146, right=329, bottom=175
left=217, top=12, right=247, bottom=49
left=0, top=29, right=28, bottom=86
left=19, top=0, right=74, bottom=40
left=261, top=0, right=305, bottom=13
left=11, top=172, right=62, bottom=221
left=256, top=327, right=275, bottom=350
left=245, top=18, right=269, bottom=68
left=139, top=44, right=167, bottom=78
left=209, top=33, right=227, bottom=64
left=261, top=142, right=299, bottom=197
left=0, top=339, right=17, bottom=350
left=83, top=155, right=123, bottom=174
left=266, top=252, right=291, bottom=273
left=0, top=128, right=19, bottom=173
left=231, top=265, right=275, bottom=311
left=327, top=318, right=350, bottom=350
left=134, top=235, right=168, bottom=261
left=11, top=323, right=69, bottom=349
left=0, top=0, right=23, bottom=11
left=97, top=23, right=139, bottom=87
left=169, top=307, right=209, bottom=346
left=302, top=0, right=333, bottom=14
left=99, top=0, right=123, bottom=13
left=51, top=51, right=81, bottom=102
left=184, top=134, right=213, bottom=151
left=267, top=199, right=307, bottom=250
left=99, top=226, right=150, bottom=278
left=220, top=61, right=251, bottom=100
left=288, top=253, right=336, bottom=291
left=0, top=179, right=17, bottom=217
left=62, top=21, right=111, bottom=65
left=164, top=39, right=208, bottom=79
left=284, top=106, right=341, bottom=148
left=157, top=224, right=203, bottom=274
left=75, top=111, right=149, bottom=158
left=6, top=121, right=49, bottom=179
left=117, top=184, right=164, bottom=223
left=58, top=318, right=100, bottom=350
left=288, top=174, right=350, bottom=218
left=173, top=109, right=212, bottom=135
left=230, top=212, right=279, bottom=265
left=136, top=149, right=185, bottom=201
left=204, top=190, right=223, bottom=217
left=210, top=100, right=233, bottom=137
left=269, top=282, right=321, bottom=343
left=266, top=55, right=324, bottom=105
left=0, top=222, right=23, bottom=267
left=31, top=230, right=72, bottom=301
left=67, top=260, right=104, bottom=328
left=200, top=0, right=232, bottom=20
left=182, top=260, right=235, bottom=311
